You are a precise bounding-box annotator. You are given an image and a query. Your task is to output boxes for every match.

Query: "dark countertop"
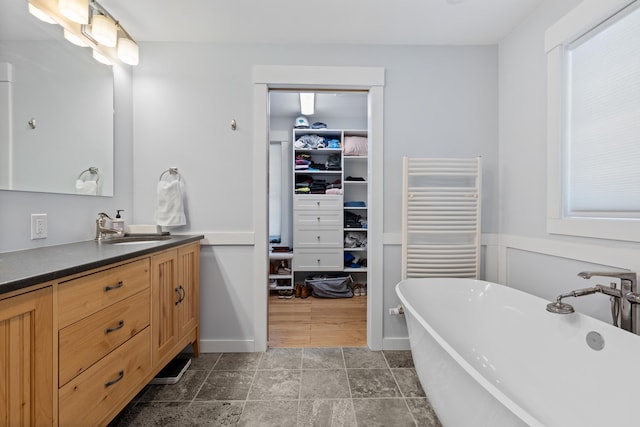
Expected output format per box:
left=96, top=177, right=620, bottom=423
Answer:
left=0, top=234, right=204, bottom=296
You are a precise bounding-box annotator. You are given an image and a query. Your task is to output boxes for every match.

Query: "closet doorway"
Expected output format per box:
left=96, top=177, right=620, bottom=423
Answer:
left=267, top=90, right=369, bottom=347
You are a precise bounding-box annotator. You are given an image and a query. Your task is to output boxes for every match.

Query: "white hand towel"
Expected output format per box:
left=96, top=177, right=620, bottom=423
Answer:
left=155, top=179, right=186, bottom=226
left=75, top=179, right=97, bottom=195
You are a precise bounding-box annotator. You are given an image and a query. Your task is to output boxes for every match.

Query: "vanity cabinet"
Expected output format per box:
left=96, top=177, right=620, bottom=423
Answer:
left=0, top=286, right=54, bottom=427
left=57, top=258, right=152, bottom=427
left=151, top=242, right=200, bottom=367
left=0, top=236, right=202, bottom=427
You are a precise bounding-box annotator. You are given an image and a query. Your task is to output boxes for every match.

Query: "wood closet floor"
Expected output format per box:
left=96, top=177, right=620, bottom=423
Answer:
left=268, top=294, right=367, bottom=347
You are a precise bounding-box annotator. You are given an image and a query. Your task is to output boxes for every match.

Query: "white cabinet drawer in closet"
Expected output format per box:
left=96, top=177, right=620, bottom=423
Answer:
left=294, top=210, right=343, bottom=227
left=294, top=195, right=342, bottom=211
left=294, top=249, right=343, bottom=271
left=294, top=228, right=342, bottom=248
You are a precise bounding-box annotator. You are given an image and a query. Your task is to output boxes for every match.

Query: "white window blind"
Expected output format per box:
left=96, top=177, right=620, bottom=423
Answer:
left=565, top=4, right=640, bottom=218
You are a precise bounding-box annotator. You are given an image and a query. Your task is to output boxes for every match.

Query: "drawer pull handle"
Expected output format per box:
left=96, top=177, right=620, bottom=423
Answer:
left=316, top=201, right=320, bottom=206
left=175, top=286, right=185, bottom=305
left=104, top=370, right=124, bottom=388
left=105, top=320, right=125, bottom=335
left=104, top=281, right=124, bottom=292
left=316, top=235, right=320, bottom=240
left=317, top=217, right=320, bottom=222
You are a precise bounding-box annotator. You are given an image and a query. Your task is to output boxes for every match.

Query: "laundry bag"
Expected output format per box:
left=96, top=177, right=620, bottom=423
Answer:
left=304, top=275, right=353, bottom=298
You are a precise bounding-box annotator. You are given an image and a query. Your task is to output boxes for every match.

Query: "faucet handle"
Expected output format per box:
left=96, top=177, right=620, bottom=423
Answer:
left=98, top=212, right=113, bottom=220
left=625, top=293, right=640, bottom=304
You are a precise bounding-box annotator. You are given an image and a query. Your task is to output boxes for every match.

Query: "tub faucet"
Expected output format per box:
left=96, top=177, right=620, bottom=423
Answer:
left=95, top=212, right=122, bottom=240
left=577, top=271, right=637, bottom=334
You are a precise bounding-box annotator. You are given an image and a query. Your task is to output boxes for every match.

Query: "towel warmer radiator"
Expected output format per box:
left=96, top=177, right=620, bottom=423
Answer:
left=401, top=157, right=482, bottom=279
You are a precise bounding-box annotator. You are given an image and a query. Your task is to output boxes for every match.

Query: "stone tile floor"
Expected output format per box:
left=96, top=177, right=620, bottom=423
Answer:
left=109, top=348, right=442, bottom=426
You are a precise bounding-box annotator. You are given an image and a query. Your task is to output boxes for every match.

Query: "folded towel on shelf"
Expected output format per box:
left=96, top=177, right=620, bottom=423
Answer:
left=75, top=179, right=98, bottom=195
left=155, top=179, right=186, bottom=226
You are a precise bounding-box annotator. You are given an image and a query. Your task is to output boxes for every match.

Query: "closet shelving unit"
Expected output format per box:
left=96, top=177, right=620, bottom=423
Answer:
left=268, top=251, right=294, bottom=291
left=291, top=128, right=369, bottom=279
left=342, top=130, right=368, bottom=274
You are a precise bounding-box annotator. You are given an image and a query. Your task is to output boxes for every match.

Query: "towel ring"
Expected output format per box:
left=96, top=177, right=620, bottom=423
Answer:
left=78, top=166, right=101, bottom=183
left=159, top=167, right=180, bottom=182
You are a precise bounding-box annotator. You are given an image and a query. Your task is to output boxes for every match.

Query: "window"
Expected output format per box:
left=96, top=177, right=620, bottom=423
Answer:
left=546, top=0, right=640, bottom=241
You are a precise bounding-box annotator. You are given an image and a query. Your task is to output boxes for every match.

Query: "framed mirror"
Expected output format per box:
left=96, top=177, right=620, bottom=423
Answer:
left=0, top=1, right=114, bottom=196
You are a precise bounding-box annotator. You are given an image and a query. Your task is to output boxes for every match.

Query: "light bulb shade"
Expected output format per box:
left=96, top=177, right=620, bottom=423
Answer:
left=28, top=4, right=56, bottom=24
left=58, top=0, right=89, bottom=24
left=117, top=38, right=139, bottom=65
left=91, top=14, right=117, bottom=47
left=64, top=28, right=88, bottom=47
left=92, top=49, right=112, bottom=65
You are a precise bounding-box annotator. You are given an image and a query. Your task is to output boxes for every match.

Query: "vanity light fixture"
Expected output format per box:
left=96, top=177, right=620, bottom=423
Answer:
left=28, top=3, right=56, bottom=24
left=300, top=93, right=315, bottom=115
left=58, top=0, right=89, bottom=24
left=89, top=13, right=117, bottom=47
left=92, top=49, right=112, bottom=66
left=63, top=28, right=88, bottom=47
left=26, top=0, right=139, bottom=66
left=117, top=37, right=139, bottom=66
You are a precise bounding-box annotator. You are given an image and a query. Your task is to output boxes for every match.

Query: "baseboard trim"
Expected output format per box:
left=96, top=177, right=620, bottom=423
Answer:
left=199, top=339, right=255, bottom=353
left=382, top=337, right=411, bottom=350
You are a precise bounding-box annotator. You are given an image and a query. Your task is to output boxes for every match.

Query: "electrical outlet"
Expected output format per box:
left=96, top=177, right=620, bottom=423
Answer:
left=31, top=213, right=48, bottom=240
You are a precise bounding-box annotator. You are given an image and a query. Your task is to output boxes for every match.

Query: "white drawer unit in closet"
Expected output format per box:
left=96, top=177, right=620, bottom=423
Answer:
left=294, top=249, right=343, bottom=271
left=294, top=195, right=343, bottom=211
left=294, top=210, right=343, bottom=227
left=293, top=228, right=343, bottom=249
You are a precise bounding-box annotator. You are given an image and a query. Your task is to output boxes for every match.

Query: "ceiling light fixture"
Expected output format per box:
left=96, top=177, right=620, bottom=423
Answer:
left=300, top=93, right=315, bottom=115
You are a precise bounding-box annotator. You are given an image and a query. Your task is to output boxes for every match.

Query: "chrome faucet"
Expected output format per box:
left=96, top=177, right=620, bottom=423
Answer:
left=547, top=271, right=638, bottom=334
left=95, top=212, right=122, bottom=240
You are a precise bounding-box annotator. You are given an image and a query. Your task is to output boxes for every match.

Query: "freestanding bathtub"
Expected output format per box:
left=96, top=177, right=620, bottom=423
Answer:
left=396, top=278, right=640, bottom=427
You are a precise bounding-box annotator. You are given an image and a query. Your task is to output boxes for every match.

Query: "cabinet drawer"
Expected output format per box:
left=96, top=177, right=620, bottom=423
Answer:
left=294, top=210, right=342, bottom=226
left=59, top=327, right=151, bottom=427
left=59, top=289, right=150, bottom=386
left=294, top=195, right=342, bottom=210
left=294, top=228, right=342, bottom=248
left=58, top=259, right=150, bottom=328
left=294, top=250, right=343, bottom=271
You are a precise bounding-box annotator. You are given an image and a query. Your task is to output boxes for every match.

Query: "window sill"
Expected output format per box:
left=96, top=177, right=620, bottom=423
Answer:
left=547, top=217, right=640, bottom=243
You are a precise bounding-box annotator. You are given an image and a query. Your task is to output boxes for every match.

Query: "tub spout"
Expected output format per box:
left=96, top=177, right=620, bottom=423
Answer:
left=577, top=271, right=637, bottom=334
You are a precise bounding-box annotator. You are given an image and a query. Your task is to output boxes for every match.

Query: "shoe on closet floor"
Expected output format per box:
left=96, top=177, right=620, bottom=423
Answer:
left=300, top=285, right=311, bottom=299
left=278, top=290, right=294, bottom=299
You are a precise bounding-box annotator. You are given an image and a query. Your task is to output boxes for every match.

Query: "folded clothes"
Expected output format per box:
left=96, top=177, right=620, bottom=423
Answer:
left=344, top=201, right=367, bottom=207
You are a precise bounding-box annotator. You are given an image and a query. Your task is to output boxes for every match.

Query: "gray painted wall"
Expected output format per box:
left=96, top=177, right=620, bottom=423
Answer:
left=130, top=43, right=499, bottom=348
left=498, top=0, right=640, bottom=326
left=8, top=0, right=633, bottom=348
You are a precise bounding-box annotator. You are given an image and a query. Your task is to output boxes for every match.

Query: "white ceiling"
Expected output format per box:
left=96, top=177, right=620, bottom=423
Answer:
left=100, top=0, right=543, bottom=45
left=1, top=0, right=545, bottom=119
left=0, top=0, right=545, bottom=45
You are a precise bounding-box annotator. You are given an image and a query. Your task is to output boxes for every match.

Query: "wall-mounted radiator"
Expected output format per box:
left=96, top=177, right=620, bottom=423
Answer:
left=401, top=157, right=482, bottom=279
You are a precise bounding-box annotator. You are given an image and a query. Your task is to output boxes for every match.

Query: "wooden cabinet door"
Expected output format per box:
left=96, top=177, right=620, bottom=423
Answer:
left=177, top=243, right=200, bottom=350
left=151, top=249, right=179, bottom=365
left=0, top=287, right=53, bottom=427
